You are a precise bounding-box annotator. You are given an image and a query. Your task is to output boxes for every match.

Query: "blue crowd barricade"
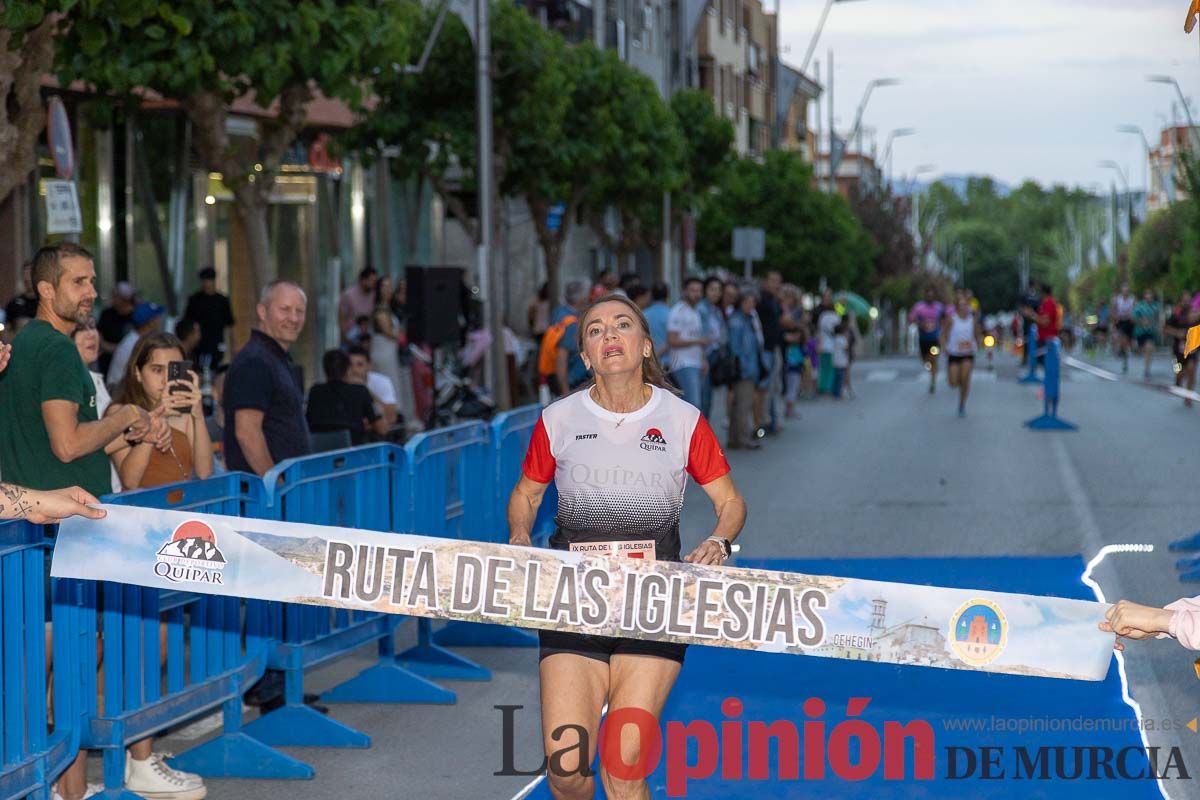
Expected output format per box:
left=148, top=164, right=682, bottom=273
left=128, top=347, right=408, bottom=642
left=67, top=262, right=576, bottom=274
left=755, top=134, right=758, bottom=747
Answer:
left=245, top=445, right=453, bottom=754
left=1024, top=338, right=1077, bottom=431
left=397, top=422, right=504, bottom=670
left=76, top=474, right=312, bottom=791
left=0, top=520, right=81, bottom=800
left=1018, top=323, right=1042, bottom=384
left=486, top=405, right=557, bottom=549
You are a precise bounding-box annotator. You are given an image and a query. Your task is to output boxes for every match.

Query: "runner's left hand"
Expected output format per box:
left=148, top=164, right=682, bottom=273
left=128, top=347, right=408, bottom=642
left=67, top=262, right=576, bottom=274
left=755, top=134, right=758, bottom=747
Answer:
left=0, top=341, right=11, bottom=373
left=684, top=539, right=727, bottom=566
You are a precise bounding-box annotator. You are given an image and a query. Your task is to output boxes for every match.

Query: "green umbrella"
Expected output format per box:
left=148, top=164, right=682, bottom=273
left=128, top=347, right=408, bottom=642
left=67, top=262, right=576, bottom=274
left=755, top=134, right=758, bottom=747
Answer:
left=835, top=291, right=872, bottom=317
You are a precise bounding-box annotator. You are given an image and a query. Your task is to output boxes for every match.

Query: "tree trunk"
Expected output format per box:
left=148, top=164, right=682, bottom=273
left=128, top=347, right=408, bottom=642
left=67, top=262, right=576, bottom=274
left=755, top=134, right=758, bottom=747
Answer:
left=0, top=13, right=55, bottom=204
left=232, top=184, right=273, bottom=298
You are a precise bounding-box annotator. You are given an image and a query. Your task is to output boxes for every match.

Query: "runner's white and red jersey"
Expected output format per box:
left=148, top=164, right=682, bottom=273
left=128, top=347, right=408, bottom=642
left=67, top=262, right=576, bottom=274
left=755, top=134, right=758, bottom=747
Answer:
left=521, top=384, right=730, bottom=561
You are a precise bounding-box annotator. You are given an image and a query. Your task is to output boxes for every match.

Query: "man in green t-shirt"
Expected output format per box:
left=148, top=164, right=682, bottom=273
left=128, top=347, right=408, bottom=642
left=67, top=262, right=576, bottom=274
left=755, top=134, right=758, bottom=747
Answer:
left=0, top=242, right=165, bottom=498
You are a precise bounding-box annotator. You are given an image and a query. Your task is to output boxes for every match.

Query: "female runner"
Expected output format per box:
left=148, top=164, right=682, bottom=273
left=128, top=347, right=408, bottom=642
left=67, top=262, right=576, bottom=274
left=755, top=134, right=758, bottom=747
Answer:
left=508, top=293, right=747, bottom=799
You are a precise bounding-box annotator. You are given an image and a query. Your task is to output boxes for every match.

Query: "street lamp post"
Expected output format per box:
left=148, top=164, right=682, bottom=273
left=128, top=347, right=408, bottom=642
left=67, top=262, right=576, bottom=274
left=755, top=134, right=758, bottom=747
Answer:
left=846, top=78, right=899, bottom=189
left=800, top=0, right=867, bottom=74
left=1116, top=124, right=1170, bottom=208
left=1147, top=74, right=1198, bottom=153
left=908, top=163, right=935, bottom=267
left=1098, top=159, right=1133, bottom=241
left=881, top=127, right=915, bottom=189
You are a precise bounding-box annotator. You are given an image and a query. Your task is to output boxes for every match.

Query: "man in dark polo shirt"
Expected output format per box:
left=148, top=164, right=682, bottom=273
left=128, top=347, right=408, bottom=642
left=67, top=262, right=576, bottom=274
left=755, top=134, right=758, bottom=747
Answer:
left=223, top=280, right=312, bottom=475
left=0, top=243, right=162, bottom=497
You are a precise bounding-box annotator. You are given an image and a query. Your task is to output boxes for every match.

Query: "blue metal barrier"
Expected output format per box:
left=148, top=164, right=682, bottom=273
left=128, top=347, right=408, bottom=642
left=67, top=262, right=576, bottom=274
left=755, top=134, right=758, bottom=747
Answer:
left=485, top=405, right=557, bottom=549
left=84, top=474, right=311, bottom=793
left=396, top=423, right=494, bottom=678
left=430, top=408, right=546, bottom=649
left=245, top=445, right=453, bottom=754
left=0, top=520, right=81, bottom=800
left=1024, top=338, right=1077, bottom=430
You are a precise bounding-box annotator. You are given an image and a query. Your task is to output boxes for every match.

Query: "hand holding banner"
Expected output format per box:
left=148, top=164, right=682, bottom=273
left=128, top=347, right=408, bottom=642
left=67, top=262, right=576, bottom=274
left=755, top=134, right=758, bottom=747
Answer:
left=52, top=505, right=1115, bottom=681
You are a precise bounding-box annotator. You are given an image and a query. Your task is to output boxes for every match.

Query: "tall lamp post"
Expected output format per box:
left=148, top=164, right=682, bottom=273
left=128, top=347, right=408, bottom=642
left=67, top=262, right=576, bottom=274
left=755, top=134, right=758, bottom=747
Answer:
left=847, top=78, right=900, bottom=189
left=800, top=0, right=867, bottom=73
left=1098, top=159, right=1133, bottom=243
left=881, top=127, right=915, bottom=189
left=1116, top=123, right=1170, bottom=208
left=1147, top=74, right=1198, bottom=152
left=908, top=163, right=935, bottom=267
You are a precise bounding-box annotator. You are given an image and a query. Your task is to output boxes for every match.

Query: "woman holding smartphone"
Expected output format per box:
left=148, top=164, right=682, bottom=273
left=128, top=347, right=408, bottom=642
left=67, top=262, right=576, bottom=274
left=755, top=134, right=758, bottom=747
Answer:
left=107, top=332, right=214, bottom=489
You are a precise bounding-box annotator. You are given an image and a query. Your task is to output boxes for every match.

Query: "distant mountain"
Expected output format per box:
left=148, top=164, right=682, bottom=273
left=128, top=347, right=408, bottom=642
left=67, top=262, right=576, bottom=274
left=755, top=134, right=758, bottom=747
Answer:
left=894, top=174, right=1014, bottom=198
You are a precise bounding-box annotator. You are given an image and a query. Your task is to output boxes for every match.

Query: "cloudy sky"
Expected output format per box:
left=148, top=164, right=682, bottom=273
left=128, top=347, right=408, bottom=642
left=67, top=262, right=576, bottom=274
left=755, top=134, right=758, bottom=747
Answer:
left=778, top=0, right=1200, bottom=192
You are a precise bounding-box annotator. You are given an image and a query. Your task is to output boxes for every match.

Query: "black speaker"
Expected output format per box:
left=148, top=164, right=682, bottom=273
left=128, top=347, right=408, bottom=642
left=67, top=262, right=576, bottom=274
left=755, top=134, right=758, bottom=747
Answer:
left=405, top=266, right=464, bottom=346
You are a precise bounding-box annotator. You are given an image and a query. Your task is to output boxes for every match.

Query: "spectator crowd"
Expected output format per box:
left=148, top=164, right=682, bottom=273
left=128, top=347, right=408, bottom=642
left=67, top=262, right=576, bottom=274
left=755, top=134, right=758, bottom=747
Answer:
left=527, top=268, right=863, bottom=452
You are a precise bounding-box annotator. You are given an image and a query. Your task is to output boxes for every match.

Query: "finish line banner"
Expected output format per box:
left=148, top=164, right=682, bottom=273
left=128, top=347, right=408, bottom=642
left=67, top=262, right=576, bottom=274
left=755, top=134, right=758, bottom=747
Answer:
left=52, top=506, right=1114, bottom=681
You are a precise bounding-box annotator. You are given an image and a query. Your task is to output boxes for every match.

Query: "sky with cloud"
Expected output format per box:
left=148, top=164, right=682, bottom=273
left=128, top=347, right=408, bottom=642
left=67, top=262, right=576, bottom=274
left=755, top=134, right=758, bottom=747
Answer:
left=778, top=0, right=1200, bottom=191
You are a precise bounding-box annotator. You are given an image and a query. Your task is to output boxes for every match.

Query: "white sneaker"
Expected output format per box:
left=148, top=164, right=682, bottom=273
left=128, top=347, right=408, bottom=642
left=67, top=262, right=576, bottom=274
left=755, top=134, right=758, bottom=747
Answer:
left=127, top=752, right=201, bottom=784
left=124, top=753, right=206, bottom=800
left=51, top=783, right=105, bottom=800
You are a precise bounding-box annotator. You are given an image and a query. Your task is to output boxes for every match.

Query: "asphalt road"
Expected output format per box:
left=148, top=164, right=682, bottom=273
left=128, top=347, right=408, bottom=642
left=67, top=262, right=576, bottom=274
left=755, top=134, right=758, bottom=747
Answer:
left=146, top=349, right=1200, bottom=799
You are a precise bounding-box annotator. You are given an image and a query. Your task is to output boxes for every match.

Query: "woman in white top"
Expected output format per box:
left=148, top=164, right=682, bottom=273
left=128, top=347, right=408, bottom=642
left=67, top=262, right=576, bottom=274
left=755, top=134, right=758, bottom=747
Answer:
left=508, top=293, right=747, bottom=800
left=72, top=319, right=123, bottom=493
left=941, top=291, right=982, bottom=418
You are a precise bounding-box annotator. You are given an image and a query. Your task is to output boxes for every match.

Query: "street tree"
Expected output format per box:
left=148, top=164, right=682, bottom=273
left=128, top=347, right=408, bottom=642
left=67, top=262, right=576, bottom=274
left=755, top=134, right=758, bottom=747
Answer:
left=351, top=2, right=569, bottom=254
left=0, top=2, right=57, bottom=205
left=697, top=151, right=876, bottom=289
left=56, top=0, right=410, bottom=295
left=582, top=70, right=685, bottom=273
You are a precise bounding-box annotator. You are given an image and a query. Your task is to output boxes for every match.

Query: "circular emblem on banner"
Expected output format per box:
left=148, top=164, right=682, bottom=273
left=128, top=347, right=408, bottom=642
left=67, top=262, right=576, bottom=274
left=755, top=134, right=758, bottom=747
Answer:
left=949, top=598, right=1007, bottom=667
left=46, top=96, right=74, bottom=180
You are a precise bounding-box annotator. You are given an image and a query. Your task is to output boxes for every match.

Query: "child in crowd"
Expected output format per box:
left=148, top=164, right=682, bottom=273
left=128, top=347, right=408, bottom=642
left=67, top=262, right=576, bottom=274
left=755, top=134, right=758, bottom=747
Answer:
left=831, top=321, right=850, bottom=399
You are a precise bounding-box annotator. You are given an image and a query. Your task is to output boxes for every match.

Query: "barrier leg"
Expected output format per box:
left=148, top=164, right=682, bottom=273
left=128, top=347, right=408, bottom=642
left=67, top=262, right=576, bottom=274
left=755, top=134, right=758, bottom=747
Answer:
left=1019, top=326, right=1042, bottom=384
left=432, top=620, right=538, bottom=648
left=396, top=618, right=492, bottom=681
left=321, top=629, right=457, bottom=704
left=168, top=698, right=315, bottom=779
left=1024, top=339, right=1075, bottom=430
left=243, top=665, right=371, bottom=748
left=95, top=745, right=141, bottom=800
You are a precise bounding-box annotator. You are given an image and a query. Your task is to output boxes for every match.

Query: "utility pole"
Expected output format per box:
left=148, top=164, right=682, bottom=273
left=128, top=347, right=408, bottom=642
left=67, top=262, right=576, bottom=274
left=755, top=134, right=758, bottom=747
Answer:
left=476, top=0, right=509, bottom=409
left=827, top=49, right=835, bottom=193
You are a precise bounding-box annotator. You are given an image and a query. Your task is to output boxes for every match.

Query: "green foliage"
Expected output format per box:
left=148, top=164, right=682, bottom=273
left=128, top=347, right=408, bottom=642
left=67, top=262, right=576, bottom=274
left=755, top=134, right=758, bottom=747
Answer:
left=939, top=219, right=1018, bottom=310
left=1125, top=203, right=1187, bottom=291
left=921, top=177, right=1095, bottom=308
left=670, top=89, right=734, bottom=211
left=696, top=151, right=876, bottom=289
left=582, top=66, right=685, bottom=257
left=1167, top=152, right=1200, bottom=297
left=56, top=0, right=407, bottom=111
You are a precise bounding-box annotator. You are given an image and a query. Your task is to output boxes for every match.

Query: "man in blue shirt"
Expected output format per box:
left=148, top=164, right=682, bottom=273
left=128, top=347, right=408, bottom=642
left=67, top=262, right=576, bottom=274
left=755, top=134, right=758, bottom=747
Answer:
left=224, top=280, right=312, bottom=475
left=644, top=282, right=671, bottom=360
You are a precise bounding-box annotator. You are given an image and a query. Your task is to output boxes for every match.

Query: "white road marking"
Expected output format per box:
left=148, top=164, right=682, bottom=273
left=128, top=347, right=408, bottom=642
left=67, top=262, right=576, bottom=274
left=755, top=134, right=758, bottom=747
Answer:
left=1055, top=437, right=1169, bottom=800
left=1063, top=356, right=1119, bottom=381
left=866, top=369, right=899, bottom=382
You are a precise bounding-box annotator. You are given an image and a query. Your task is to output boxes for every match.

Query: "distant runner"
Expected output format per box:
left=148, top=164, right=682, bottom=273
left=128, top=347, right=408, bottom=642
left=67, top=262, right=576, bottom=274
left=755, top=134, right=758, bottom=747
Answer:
left=909, top=287, right=945, bottom=394
left=941, top=291, right=982, bottom=417
left=1165, top=291, right=1197, bottom=406
left=1112, top=283, right=1136, bottom=373
left=1132, top=288, right=1159, bottom=381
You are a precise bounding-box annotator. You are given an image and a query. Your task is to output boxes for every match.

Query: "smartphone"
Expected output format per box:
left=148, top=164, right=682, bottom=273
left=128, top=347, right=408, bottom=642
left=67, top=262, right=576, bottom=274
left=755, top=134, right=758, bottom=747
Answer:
left=168, top=360, right=192, bottom=393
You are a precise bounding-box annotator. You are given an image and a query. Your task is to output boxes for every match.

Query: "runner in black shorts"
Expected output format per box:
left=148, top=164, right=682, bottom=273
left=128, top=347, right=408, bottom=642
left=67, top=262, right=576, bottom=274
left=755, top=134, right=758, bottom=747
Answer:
left=1165, top=292, right=1198, bottom=407
left=508, top=292, right=747, bottom=799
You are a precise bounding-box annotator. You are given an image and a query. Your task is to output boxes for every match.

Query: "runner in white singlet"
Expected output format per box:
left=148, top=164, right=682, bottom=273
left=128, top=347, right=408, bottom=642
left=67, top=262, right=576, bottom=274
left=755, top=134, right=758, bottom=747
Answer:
left=941, top=290, right=982, bottom=417
left=507, top=293, right=748, bottom=800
